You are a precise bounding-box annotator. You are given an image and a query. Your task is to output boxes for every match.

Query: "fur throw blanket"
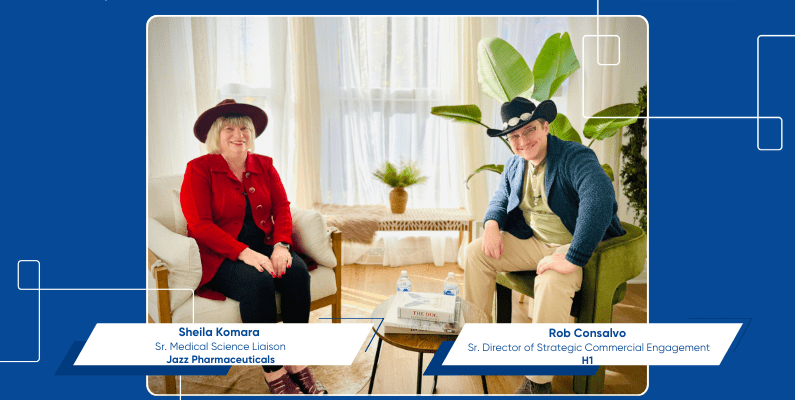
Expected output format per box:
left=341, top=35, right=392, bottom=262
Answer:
left=314, top=204, right=388, bottom=244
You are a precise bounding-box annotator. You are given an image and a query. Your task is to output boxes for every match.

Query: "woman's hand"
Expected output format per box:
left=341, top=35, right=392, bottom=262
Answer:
left=270, top=246, right=292, bottom=278
left=238, top=248, right=274, bottom=275
left=482, top=220, right=503, bottom=260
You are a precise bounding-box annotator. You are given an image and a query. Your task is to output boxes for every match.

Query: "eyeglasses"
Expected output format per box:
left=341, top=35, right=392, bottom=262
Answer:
left=507, top=125, right=538, bottom=143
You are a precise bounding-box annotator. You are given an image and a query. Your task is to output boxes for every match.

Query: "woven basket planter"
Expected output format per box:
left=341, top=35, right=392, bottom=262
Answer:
left=389, top=187, right=408, bottom=214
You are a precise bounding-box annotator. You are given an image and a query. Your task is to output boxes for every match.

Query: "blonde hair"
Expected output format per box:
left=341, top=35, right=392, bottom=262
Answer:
left=205, top=115, right=256, bottom=154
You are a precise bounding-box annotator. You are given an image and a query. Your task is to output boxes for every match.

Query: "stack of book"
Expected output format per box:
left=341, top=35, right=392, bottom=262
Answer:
left=383, top=292, right=465, bottom=335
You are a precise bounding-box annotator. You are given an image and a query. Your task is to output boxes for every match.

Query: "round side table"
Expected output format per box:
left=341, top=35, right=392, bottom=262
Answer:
left=368, top=295, right=490, bottom=394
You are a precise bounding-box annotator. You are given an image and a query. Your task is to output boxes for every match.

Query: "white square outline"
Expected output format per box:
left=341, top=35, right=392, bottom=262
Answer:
left=757, top=117, right=783, bottom=151
left=587, top=34, right=621, bottom=66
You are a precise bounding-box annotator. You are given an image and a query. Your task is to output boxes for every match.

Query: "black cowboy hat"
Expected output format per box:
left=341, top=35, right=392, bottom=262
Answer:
left=193, top=99, right=268, bottom=143
left=486, top=97, right=557, bottom=137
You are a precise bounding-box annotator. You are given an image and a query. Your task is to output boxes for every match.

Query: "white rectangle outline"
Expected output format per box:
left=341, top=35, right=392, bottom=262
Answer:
left=145, top=15, right=653, bottom=397
left=2, top=260, right=42, bottom=362
left=756, top=117, right=784, bottom=151
left=757, top=35, right=791, bottom=151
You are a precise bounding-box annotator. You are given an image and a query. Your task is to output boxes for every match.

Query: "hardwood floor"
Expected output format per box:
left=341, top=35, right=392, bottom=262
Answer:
left=340, top=263, right=648, bottom=395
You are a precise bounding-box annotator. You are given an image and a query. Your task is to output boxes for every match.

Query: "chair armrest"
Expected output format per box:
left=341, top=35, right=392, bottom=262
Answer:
left=331, top=230, right=343, bottom=299
left=331, top=230, right=342, bottom=268
left=591, top=222, right=647, bottom=283
left=579, top=223, right=646, bottom=323
left=147, top=248, right=172, bottom=323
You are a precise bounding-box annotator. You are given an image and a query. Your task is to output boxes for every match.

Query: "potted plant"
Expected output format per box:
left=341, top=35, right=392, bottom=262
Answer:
left=432, top=34, right=642, bottom=185
left=620, top=85, right=648, bottom=231
left=373, top=161, right=428, bottom=213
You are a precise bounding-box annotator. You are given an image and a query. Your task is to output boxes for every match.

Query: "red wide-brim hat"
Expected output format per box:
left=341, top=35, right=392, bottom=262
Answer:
left=193, top=99, right=268, bottom=143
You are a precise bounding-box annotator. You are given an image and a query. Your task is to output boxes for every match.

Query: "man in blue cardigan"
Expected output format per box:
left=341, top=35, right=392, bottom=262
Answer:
left=464, top=97, right=625, bottom=394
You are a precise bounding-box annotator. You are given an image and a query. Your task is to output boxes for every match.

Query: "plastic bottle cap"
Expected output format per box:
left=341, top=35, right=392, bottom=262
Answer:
left=448, top=272, right=455, bottom=277
left=400, top=271, right=408, bottom=276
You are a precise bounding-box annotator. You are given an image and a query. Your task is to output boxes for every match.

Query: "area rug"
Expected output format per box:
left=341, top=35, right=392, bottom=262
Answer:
left=147, top=304, right=376, bottom=395
left=314, top=203, right=389, bottom=244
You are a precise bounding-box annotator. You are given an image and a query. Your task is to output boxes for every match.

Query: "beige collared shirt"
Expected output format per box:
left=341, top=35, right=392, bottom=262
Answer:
left=518, top=159, right=573, bottom=245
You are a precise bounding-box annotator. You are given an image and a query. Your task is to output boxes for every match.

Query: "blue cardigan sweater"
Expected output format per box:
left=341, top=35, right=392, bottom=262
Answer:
left=483, top=134, right=626, bottom=267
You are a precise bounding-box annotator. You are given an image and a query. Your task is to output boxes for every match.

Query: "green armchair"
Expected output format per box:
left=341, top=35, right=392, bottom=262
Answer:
left=494, top=222, right=647, bottom=394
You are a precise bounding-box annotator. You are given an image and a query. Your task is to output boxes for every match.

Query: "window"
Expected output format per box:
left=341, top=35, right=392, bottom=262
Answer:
left=315, top=17, right=463, bottom=208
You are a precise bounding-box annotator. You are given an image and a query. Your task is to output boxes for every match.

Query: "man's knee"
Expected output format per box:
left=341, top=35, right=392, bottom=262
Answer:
left=466, top=238, right=482, bottom=258
left=534, top=270, right=581, bottom=292
left=466, top=237, right=492, bottom=267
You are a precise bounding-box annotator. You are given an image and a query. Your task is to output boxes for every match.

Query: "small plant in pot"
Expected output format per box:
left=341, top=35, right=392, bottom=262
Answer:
left=373, top=160, right=428, bottom=214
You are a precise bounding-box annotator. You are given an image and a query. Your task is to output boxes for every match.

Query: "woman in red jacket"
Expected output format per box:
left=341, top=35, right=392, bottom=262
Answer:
left=180, top=100, right=326, bottom=394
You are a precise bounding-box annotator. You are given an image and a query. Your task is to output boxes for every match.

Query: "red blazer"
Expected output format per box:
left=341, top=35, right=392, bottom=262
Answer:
left=180, top=153, right=292, bottom=300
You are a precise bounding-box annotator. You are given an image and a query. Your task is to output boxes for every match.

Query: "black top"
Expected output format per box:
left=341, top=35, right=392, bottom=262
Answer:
left=237, top=192, right=267, bottom=247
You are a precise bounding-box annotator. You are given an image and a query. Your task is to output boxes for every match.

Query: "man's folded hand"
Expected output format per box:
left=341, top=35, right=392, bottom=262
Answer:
left=536, top=253, right=578, bottom=275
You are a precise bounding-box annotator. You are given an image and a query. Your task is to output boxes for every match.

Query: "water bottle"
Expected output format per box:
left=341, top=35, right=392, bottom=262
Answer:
left=443, top=272, right=459, bottom=296
left=396, top=271, right=412, bottom=292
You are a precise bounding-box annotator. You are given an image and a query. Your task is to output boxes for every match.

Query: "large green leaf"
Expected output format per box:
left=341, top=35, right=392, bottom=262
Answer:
left=465, top=164, right=504, bottom=188
left=431, top=105, right=485, bottom=127
left=532, top=32, right=580, bottom=102
left=477, top=38, right=533, bottom=103
left=583, top=103, right=640, bottom=140
left=601, top=163, right=614, bottom=182
left=548, top=113, right=581, bottom=143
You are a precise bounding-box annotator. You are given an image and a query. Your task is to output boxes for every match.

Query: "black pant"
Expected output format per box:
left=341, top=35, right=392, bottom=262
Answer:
left=206, top=243, right=310, bottom=372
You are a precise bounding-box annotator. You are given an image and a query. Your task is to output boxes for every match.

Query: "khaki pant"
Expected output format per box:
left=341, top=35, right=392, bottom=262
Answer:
left=464, top=232, right=583, bottom=384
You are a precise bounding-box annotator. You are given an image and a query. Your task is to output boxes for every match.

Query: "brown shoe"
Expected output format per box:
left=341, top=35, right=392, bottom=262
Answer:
left=515, top=377, right=552, bottom=394
left=289, top=367, right=328, bottom=394
left=266, top=372, right=303, bottom=394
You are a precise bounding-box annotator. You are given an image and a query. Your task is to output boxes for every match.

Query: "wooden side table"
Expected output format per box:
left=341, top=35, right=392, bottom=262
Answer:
left=379, top=208, right=474, bottom=246
left=368, top=295, right=489, bottom=394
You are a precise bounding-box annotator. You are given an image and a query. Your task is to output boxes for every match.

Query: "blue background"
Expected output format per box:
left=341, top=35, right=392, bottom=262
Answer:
left=2, top=0, right=793, bottom=398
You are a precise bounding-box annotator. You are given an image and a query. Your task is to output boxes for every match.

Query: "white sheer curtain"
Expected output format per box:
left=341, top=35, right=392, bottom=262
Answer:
left=315, top=17, right=465, bottom=208
left=148, top=17, right=202, bottom=178
left=314, top=17, right=469, bottom=266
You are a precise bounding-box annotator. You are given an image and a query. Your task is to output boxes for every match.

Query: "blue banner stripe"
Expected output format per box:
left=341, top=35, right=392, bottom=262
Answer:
left=424, top=341, right=600, bottom=376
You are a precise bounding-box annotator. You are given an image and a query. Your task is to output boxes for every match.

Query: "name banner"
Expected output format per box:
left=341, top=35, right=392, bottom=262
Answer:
left=443, top=323, right=742, bottom=366
left=75, top=324, right=372, bottom=367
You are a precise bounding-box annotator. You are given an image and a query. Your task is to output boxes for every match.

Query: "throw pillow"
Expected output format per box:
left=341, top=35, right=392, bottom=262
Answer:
left=148, top=217, right=202, bottom=311
left=171, top=188, right=188, bottom=236
left=291, top=207, right=337, bottom=268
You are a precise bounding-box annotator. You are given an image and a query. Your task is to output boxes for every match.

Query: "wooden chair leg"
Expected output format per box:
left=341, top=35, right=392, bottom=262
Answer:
left=495, top=284, right=513, bottom=323
left=164, top=375, right=177, bottom=394
left=332, top=302, right=341, bottom=323
left=573, top=286, right=618, bottom=394
left=573, top=366, right=605, bottom=394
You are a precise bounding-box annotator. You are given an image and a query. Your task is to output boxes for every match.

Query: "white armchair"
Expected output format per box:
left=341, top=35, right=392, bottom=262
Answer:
left=146, top=174, right=342, bottom=393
